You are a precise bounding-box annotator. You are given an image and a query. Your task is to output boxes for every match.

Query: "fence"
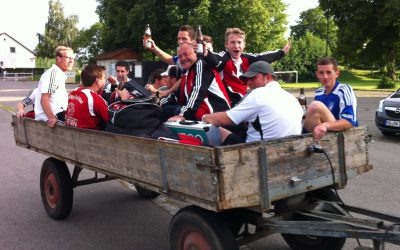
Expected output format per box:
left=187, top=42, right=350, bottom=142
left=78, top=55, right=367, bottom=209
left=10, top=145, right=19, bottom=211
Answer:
left=275, top=70, right=298, bottom=83
left=1, top=72, right=33, bottom=80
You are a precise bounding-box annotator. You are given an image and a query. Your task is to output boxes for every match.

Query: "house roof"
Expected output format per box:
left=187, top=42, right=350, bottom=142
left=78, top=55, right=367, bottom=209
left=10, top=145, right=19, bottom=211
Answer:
left=0, top=32, right=36, bottom=56
left=95, top=48, right=140, bottom=60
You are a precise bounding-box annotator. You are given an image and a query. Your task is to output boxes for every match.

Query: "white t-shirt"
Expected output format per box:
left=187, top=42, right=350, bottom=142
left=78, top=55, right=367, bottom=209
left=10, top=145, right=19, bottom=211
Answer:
left=227, top=81, right=303, bottom=142
left=34, top=64, right=68, bottom=121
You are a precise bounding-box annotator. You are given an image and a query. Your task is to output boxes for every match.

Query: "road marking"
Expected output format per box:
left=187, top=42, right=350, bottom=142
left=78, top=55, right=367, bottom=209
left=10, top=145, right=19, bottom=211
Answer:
left=0, top=103, right=15, bottom=114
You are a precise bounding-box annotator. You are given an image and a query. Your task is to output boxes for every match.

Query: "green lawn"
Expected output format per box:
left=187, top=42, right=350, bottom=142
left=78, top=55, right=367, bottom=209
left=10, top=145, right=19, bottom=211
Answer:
left=281, top=69, right=397, bottom=91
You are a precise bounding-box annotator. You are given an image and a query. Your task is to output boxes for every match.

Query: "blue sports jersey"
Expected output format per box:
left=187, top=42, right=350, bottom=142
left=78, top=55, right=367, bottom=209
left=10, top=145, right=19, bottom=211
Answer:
left=314, top=81, right=358, bottom=126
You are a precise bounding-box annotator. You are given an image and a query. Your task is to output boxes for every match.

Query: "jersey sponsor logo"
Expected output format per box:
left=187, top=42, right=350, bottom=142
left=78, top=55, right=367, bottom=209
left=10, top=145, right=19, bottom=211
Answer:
left=64, top=115, right=78, bottom=127
left=341, top=113, right=354, bottom=119
left=328, top=101, right=334, bottom=110
left=68, top=94, right=84, bottom=104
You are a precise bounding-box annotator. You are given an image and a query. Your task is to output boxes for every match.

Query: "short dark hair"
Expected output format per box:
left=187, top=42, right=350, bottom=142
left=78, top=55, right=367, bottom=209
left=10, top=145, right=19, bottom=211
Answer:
left=168, top=65, right=181, bottom=80
left=179, top=25, right=195, bottom=40
left=203, top=35, right=213, bottom=45
left=150, top=68, right=164, bottom=84
left=81, top=64, right=105, bottom=87
left=317, top=57, right=338, bottom=71
left=115, top=60, right=130, bottom=72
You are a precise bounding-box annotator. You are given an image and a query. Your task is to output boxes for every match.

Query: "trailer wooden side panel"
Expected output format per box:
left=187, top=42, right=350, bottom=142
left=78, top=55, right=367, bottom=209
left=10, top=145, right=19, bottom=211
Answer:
left=13, top=117, right=219, bottom=209
left=216, top=128, right=371, bottom=210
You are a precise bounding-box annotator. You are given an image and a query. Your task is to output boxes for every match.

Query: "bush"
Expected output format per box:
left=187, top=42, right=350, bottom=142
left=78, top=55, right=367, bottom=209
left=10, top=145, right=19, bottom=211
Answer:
left=378, top=76, right=399, bottom=89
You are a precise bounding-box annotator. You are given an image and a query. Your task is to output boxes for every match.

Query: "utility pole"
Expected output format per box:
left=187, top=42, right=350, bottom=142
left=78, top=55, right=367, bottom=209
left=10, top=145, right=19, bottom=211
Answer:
left=325, top=14, right=329, bottom=56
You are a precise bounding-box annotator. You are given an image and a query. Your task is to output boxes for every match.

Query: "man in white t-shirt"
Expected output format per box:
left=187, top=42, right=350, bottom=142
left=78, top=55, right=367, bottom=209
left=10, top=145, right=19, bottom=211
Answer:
left=35, top=46, right=74, bottom=127
left=203, top=61, right=303, bottom=144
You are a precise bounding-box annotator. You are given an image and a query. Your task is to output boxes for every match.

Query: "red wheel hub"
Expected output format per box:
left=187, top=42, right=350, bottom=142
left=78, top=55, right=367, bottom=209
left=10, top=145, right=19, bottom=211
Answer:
left=180, top=229, right=211, bottom=250
left=44, top=172, right=59, bottom=208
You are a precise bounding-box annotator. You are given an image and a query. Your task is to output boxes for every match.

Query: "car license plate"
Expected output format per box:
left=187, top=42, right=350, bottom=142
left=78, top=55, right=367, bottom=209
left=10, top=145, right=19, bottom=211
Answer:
left=385, top=120, right=400, bottom=127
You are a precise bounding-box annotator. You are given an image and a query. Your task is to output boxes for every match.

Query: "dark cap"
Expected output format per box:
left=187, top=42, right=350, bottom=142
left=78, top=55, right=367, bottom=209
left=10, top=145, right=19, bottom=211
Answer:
left=240, top=61, right=275, bottom=80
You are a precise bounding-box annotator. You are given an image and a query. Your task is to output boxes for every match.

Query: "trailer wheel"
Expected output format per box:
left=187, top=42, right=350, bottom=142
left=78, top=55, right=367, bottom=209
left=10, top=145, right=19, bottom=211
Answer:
left=134, top=183, right=160, bottom=199
left=168, top=206, right=238, bottom=250
left=40, top=158, right=73, bottom=220
left=281, top=189, right=346, bottom=250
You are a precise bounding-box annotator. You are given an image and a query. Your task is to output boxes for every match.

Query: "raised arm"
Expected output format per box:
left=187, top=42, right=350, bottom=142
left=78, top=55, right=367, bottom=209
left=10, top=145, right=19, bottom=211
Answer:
left=203, top=50, right=229, bottom=71
left=144, top=39, right=175, bottom=65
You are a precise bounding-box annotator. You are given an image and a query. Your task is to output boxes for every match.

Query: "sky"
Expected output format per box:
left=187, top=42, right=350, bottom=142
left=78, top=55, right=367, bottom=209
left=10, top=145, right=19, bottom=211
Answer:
left=0, top=0, right=318, bottom=51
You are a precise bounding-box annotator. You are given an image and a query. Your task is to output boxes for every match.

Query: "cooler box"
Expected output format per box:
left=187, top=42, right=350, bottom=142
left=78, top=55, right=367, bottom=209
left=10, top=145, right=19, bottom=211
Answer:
left=163, top=121, right=221, bottom=146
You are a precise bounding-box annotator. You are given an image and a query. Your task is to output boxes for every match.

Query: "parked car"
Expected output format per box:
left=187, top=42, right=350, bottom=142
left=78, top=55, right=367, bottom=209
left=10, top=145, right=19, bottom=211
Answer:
left=375, top=88, right=400, bottom=136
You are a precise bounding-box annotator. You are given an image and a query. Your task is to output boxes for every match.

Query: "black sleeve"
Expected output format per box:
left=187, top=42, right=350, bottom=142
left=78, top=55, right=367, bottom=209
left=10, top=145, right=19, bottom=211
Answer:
left=246, top=50, right=285, bottom=64
left=160, top=91, right=178, bottom=106
left=179, top=60, right=213, bottom=119
left=203, top=50, right=229, bottom=71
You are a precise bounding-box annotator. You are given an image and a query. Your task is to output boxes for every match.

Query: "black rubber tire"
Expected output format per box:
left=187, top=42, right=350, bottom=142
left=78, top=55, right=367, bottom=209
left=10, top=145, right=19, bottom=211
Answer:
left=134, top=183, right=160, bottom=199
left=219, top=208, right=247, bottom=237
left=168, top=206, right=238, bottom=250
left=40, top=158, right=73, bottom=220
left=281, top=189, right=346, bottom=250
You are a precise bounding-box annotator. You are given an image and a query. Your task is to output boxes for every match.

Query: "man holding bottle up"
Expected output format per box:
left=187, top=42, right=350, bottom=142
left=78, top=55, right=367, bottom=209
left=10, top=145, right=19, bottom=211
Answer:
left=143, top=25, right=195, bottom=65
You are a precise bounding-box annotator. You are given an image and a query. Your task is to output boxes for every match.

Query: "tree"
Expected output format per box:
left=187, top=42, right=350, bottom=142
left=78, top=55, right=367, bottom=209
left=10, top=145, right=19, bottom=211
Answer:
left=276, top=32, right=328, bottom=81
left=73, top=22, right=105, bottom=65
left=319, top=0, right=400, bottom=80
left=208, top=0, right=287, bottom=52
left=290, top=7, right=338, bottom=56
left=96, top=0, right=288, bottom=56
left=36, top=0, right=79, bottom=58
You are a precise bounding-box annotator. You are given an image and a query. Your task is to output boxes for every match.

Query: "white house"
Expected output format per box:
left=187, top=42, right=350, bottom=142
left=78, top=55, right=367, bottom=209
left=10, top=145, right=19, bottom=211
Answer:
left=0, top=32, right=35, bottom=68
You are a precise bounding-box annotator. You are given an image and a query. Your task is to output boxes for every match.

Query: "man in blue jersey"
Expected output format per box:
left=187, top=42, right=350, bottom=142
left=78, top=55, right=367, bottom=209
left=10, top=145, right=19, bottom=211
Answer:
left=303, top=57, right=358, bottom=140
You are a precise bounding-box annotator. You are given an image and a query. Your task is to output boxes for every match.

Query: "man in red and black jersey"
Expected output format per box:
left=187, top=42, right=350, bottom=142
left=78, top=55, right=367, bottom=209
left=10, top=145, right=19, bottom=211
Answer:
left=165, top=43, right=231, bottom=122
left=65, top=65, right=110, bottom=130
left=204, top=28, right=290, bottom=106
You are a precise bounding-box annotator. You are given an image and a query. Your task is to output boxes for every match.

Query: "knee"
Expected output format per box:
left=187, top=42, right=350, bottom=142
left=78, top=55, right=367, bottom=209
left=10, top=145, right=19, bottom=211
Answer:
left=307, top=101, right=325, bottom=115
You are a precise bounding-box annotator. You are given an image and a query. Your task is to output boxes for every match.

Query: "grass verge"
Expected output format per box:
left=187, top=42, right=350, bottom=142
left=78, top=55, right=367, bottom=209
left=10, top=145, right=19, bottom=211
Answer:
left=281, top=69, right=398, bottom=91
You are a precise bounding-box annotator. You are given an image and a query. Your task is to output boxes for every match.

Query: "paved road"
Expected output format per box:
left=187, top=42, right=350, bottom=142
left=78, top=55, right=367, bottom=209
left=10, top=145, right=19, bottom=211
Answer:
left=0, top=80, right=399, bottom=250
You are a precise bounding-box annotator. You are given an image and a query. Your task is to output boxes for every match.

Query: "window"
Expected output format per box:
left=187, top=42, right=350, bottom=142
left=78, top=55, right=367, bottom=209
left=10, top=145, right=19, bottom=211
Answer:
left=10, top=47, right=16, bottom=53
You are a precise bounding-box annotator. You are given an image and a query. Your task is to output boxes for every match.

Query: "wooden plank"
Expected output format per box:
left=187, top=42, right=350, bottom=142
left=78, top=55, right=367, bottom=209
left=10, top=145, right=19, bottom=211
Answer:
left=217, top=127, right=370, bottom=210
left=17, top=117, right=219, bottom=208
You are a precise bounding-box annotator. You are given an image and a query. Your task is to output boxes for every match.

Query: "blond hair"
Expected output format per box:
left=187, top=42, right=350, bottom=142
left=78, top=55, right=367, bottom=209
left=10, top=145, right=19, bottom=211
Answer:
left=225, top=28, right=246, bottom=44
left=55, top=46, right=73, bottom=57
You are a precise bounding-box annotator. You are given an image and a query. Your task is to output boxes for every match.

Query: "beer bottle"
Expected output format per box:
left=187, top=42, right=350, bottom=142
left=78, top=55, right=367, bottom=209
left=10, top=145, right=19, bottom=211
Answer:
left=298, top=88, right=307, bottom=115
left=195, top=25, right=204, bottom=58
left=117, top=76, right=125, bottom=91
left=144, top=24, right=152, bottom=49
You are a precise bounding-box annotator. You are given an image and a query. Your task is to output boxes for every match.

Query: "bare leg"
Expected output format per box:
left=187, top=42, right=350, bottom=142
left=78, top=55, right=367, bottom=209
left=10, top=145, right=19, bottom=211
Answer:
left=303, top=101, right=336, bottom=132
left=219, top=127, right=232, bottom=142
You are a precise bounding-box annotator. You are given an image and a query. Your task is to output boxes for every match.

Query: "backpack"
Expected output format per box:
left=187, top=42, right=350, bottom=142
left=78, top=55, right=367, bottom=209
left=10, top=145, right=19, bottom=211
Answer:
left=105, top=97, right=162, bottom=137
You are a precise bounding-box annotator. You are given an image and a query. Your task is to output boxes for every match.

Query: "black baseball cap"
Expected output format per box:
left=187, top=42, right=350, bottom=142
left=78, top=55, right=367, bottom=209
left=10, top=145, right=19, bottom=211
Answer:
left=240, top=61, right=275, bottom=80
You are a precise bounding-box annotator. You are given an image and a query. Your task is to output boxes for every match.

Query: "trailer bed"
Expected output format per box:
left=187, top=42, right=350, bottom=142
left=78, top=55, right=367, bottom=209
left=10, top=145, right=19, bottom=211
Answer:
left=12, top=116, right=372, bottom=212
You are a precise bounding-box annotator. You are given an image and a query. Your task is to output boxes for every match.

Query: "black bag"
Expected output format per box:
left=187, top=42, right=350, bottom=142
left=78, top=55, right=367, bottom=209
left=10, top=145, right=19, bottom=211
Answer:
left=105, top=97, right=162, bottom=137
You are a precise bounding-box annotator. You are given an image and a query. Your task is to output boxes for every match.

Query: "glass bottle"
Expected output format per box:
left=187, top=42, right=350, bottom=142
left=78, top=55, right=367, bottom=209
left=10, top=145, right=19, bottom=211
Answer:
left=195, top=25, right=204, bottom=58
left=144, top=24, right=152, bottom=49
left=298, top=88, right=307, bottom=115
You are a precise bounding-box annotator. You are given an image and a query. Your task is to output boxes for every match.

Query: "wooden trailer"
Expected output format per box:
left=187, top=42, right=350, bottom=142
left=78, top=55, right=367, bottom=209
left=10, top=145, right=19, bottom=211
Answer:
left=12, top=116, right=400, bottom=250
